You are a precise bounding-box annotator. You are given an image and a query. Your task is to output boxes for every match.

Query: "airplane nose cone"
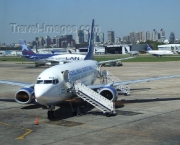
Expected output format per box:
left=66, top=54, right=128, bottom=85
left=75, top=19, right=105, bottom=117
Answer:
left=34, top=84, right=51, bottom=105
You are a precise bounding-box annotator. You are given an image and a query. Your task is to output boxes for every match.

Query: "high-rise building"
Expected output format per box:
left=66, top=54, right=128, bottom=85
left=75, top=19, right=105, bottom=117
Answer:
left=32, top=41, right=37, bottom=48
left=55, top=36, right=60, bottom=47
left=98, top=32, right=104, bottom=43
left=160, top=29, right=165, bottom=37
left=46, top=36, right=51, bottom=47
left=38, top=36, right=44, bottom=48
left=140, top=31, right=145, bottom=42
left=115, top=37, right=121, bottom=43
left=84, top=30, right=89, bottom=42
left=146, top=31, right=150, bottom=41
left=159, top=29, right=166, bottom=42
left=135, top=32, right=140, bottom=42
left=65, top=35, right=73, bottom=44
left=52, top=37, right=56, bottom=45
left=129, top=31, right=135, bottom=44
left=108, top=31, right=115, bottom=43
left=123, top=36, right=130, bottom=43
left=76, top=30, right=84, bottom=44
left=94, top=32, right=98, bottom=42
left=169, top=32, right=175, bottom=44
left=151, top=29, right=158, bottom=41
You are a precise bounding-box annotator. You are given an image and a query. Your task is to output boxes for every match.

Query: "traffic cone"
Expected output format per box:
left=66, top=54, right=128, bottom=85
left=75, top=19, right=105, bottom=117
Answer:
left=35, top=117, right=39, bottom=125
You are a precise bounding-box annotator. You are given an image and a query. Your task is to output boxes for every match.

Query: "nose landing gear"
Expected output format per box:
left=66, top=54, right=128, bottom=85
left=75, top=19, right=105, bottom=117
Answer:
left=47, top=105, right=55, bottom=119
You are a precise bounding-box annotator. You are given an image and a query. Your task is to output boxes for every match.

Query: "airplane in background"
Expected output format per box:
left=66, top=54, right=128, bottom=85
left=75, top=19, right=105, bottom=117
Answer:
left=146, top=44, right=173, bottom=57
left=20, top=40, right=85, bottom=67
left=125, top=47, right=139, bottom=56
left=94, top=47, right=105, bottom=55
left=1, top=19, right=180, bottom=119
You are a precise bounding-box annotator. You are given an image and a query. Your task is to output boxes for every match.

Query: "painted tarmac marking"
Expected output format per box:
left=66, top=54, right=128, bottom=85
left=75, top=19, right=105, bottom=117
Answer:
left=0, top=122, right=33, bottom=140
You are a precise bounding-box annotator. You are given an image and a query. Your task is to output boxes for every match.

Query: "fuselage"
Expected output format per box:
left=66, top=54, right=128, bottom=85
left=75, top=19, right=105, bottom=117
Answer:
left=23, top=53, right=85, bottom=63
left=127, top=51, right=139, bottom=55
left=35, top=60, right=98, bottom=105
left=148, top=50, right=173, bottom=55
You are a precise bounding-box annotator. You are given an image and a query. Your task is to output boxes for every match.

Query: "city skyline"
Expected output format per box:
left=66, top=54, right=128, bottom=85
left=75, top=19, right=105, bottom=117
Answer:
left=0, top=27, right=175, bottom=47
left=0, top=0, right=180, bottom=44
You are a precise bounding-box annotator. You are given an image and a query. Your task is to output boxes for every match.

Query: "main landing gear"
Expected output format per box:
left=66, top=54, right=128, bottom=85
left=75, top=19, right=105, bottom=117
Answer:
left=69, top=102, right=86, bottom=116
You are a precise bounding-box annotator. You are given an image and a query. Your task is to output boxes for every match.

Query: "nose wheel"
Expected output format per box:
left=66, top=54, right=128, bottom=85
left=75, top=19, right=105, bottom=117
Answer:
left=47, top=110, right=54, bottom=119
left=47, top=105, right=55, bottom=119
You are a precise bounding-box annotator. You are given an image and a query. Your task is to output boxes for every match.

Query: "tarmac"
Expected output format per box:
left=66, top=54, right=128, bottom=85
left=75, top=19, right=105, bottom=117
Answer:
left=0, top=61, right=180, bottom=145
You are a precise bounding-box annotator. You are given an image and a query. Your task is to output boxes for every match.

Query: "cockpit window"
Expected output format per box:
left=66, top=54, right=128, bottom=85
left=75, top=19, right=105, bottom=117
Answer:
left=36, top=80, right=43, bottom=84
left=36, top=79, right=59, bottom=85
left=44, top=80, right=52, bottom=84
left=53, top=79, right=59, bottom=84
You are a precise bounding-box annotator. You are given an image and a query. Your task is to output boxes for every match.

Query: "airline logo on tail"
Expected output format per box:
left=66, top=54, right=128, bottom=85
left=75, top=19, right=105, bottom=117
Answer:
left=146, top=44, right=153, bottom=51
left=19, top=39, right=35, bottom=55
left=125, top=47, right=128, bottom=53
left=84, top=19, right=94, bottom=60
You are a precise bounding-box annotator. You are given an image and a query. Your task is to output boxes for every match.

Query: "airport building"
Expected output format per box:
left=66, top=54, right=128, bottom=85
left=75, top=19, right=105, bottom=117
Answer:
left=158, top=44, right=180, bottom=52
left=105, top=45, right=130, bottom=54
left=131, top=44, right=146, bottom=52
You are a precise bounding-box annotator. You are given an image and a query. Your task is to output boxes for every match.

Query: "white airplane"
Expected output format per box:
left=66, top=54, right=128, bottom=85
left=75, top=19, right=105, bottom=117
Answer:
left=125, top=47, right=139, bottom=56
left=20, top=40, right=85, bottom=67
left=1, top=19, right=180, bottom=119
left=95, top=47, right=105, bottom=55
left=146, top=44, right=173, bottom=57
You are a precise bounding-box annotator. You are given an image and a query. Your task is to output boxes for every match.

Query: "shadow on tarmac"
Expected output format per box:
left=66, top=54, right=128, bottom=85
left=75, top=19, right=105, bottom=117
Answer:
left=1, top=96, right=180, bottom=121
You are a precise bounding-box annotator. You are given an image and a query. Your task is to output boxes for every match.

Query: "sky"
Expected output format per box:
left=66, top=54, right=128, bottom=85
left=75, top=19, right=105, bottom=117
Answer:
left=0, top=0, right=180, bottom=44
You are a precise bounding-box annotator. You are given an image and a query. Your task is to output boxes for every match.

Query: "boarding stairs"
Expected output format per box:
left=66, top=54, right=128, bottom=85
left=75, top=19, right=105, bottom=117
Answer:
left=99, top=70, right=130, bottom=95
left=73, top=82, right=115, bottom=114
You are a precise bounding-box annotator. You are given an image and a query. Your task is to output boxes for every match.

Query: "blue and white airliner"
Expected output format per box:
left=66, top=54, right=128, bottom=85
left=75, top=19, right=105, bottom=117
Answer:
left=146, top=44, right=173, bottom=57
left=20, top=40, right=85, bottom=66
left=1, top=19, right=180, bottom=119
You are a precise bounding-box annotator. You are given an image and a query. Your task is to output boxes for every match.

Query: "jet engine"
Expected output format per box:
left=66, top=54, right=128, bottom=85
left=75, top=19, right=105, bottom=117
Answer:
left=15, top=87, right=35, bottom=104
left=99, top=86, right=118, bottom=102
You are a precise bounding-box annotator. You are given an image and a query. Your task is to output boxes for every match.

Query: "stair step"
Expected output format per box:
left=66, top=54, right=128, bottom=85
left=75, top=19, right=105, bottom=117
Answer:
left=73, top=82, right=115, bottom=114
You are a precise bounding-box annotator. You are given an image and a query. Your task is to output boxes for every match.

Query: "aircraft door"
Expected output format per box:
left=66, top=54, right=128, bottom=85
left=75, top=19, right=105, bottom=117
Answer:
left=63, top=70, right=72, bottom=89
left=63, top=70, right=69, bottom=83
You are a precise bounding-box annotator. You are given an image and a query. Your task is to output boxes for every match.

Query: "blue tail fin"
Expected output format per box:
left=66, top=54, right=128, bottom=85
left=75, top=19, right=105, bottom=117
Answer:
left=84, top=19, right=94, bottom=60
left=146, top=44, right=153, bottom=51
left=125, top=47, right=128, bottom=53
left=19, top=39, right=36, bottom=55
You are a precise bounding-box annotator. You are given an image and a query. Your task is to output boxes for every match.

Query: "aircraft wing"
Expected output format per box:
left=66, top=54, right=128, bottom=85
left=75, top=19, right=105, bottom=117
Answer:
left=87, top=74, right=180, bottom=89
left=98, top=57, right=134, bottom=65
left=0, top=80, right=34, bottom=87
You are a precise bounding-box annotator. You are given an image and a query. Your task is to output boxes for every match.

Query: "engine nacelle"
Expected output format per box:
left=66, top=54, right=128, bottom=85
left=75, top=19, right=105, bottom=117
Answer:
left=99, top=86, right=118, bottom=102
left=15, top=88, right=35, bottom=104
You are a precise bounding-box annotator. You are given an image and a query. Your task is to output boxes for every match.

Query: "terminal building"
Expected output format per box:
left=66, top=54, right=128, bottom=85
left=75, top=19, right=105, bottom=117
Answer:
left=105, top=45, right=130, bottom=54
left=158, top=44, right=180, bottom=52
left=78, top=44, right=147, bottom=55
left=105, top=44, right=146, bottom=54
